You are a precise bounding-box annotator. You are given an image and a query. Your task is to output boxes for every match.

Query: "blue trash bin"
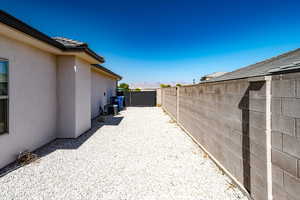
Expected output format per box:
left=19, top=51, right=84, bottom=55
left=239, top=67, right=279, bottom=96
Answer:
left=116, top=96, right=124, bottom=110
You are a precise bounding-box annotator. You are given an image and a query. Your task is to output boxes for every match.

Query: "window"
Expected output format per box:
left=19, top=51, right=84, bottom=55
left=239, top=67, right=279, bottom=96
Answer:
left=0, top=60, right=8, bottom=134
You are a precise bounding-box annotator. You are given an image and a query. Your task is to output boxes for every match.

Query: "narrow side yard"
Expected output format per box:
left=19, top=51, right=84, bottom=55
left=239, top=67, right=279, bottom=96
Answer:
left=0, top=107, right=248, bottom=200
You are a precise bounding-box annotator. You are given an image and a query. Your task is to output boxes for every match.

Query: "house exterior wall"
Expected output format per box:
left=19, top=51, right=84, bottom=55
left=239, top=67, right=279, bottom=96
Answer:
left=91, top=69, right=116, bottom=118
left=0, top=34, right=57, bottom=169
left=0, top=34, right=119, bottom=168
left=57, top=56, right=92, bottom=138
left=0, top=16, right=121, bottom=169
left=161, top=80, right=268, bottom=200
left=57, top=56, right=76, bottom=138
left=75, top=58, right=91, bottom=137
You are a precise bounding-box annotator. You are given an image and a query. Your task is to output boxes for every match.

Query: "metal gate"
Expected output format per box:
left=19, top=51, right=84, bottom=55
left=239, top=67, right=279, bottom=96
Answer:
left=124, top=91, right=156, bottom=107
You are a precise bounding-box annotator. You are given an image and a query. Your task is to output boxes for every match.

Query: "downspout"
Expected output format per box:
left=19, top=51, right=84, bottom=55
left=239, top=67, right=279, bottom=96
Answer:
left=265, top=75, right=273, bottom=200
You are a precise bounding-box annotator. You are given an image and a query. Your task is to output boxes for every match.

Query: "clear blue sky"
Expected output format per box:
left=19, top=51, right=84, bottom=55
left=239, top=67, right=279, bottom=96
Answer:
left=2, top=0, right=300, bottom=84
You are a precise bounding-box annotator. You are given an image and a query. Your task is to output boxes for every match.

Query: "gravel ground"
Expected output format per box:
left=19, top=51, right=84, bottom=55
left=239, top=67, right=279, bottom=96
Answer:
left=0, top=107, right=248, bottom=200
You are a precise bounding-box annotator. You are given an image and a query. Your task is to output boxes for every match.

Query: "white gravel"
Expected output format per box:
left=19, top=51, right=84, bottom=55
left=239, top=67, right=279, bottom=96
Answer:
left=0, top=107, right=248, bottom=200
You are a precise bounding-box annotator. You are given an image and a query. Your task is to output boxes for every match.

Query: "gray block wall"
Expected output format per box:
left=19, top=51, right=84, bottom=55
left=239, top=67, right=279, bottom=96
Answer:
left=162, top=87, right=177, bottom=120
left=160, top=75, right=300, bottom=200
left=161, top=80, right=267, bottom=200
left=271, top=72, right=300, bottom=200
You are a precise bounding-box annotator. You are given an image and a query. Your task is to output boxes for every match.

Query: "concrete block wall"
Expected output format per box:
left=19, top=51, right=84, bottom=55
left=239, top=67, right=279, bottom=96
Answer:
left=160, top=75, right=300, bottom=200
left=162, top=87, right=177, bottom=119
left=271, top=72, right=300, bottom=200
left=161, top=79, right=269, bottom=200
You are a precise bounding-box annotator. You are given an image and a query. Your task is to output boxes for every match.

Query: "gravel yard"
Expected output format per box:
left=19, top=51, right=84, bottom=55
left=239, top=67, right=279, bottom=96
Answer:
left=0, top=107, right=248, bottom=200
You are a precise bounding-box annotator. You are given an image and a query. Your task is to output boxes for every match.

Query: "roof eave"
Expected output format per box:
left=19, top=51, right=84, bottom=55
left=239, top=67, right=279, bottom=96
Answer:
left=92, top=64, right=122, bottom=80
left=0, top=10, right=104, bottom=64
left=64, top=47, right=104, bottom=63
left=0, top=10, right=66, bottom=50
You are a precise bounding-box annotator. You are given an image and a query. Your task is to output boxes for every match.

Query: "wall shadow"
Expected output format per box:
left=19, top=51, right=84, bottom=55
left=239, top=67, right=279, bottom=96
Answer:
left=0, top=115, right=123, bottom=177
left=238, top=81, right=264, bottom=194
left=37, top=116, right=123, bottom=156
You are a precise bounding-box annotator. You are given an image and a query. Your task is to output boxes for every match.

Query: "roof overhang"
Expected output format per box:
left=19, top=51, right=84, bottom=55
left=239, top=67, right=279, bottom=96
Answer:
left=91, top=64, right=122, bottom=81
left=0, top=10, right=104, bottom=64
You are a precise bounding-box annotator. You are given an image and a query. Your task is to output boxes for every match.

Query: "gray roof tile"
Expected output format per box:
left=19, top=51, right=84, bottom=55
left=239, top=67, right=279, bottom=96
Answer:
left=0, top=10, right=104, bottom=63
left=53, top=37, right=87, bottom=47
left=207, top=48, right=300, bottom=82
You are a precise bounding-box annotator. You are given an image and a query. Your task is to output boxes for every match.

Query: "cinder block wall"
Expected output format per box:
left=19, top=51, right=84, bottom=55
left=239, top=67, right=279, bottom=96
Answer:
left=163, top=87, right=177, bottom=120
left=271, top=72, right=300, bottom=200
left=162, top=79, right=268, bottom=200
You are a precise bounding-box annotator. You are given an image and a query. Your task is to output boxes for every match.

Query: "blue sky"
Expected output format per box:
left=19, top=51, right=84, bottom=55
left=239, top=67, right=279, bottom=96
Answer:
left=2, top=0, right=300, bottom=84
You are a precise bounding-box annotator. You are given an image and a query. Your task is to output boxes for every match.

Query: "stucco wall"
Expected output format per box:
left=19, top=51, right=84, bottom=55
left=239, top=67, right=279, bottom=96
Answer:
left=75, top=58, right=91, bottom=137
left=0, top=34, right=57, bottom=169
left=91, top=69, right=116, bottom=118
left=0, top=33, right=118, bottom=169
left=57, top=56, right=76, bottom=138
left=161, top=80, right=268, bottom=200
left=57, top=56, right=92, bottom=138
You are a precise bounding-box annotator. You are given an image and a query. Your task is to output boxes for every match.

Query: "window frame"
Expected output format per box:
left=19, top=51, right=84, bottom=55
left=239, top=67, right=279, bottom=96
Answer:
left=0, top=58, right=9, bottom=135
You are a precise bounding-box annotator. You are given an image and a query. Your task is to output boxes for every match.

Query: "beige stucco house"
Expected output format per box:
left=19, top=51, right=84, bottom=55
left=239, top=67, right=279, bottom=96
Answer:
left=0, top=10, right=121, bottom=169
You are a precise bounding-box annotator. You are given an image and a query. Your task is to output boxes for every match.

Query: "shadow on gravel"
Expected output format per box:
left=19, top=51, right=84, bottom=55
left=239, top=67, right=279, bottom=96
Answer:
left=37, top=115, right=123, bottom=156
left=0, top=115, right=123, bottom=177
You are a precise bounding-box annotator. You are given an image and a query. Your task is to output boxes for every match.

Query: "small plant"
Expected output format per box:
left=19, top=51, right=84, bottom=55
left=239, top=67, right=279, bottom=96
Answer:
left=118, top=83, right=130, bottom=91
left=225, top=180, right=237, bottom=191
left=217, top=165, right=225, bottom=175
left=160, top=84, right=171, bottom=88
left=97, top=116, right=105, bottom=122
left=169, top=119, right=175, bottom=123
left=17, top=151, right=39, bottom=166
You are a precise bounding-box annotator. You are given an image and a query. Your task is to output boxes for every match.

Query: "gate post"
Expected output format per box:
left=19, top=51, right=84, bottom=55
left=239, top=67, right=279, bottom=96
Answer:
left=162, top=89, right=165, bottom=108
left=176, top=86, right=180, bottom=122
left=265, top=76, right=273, bottom=200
